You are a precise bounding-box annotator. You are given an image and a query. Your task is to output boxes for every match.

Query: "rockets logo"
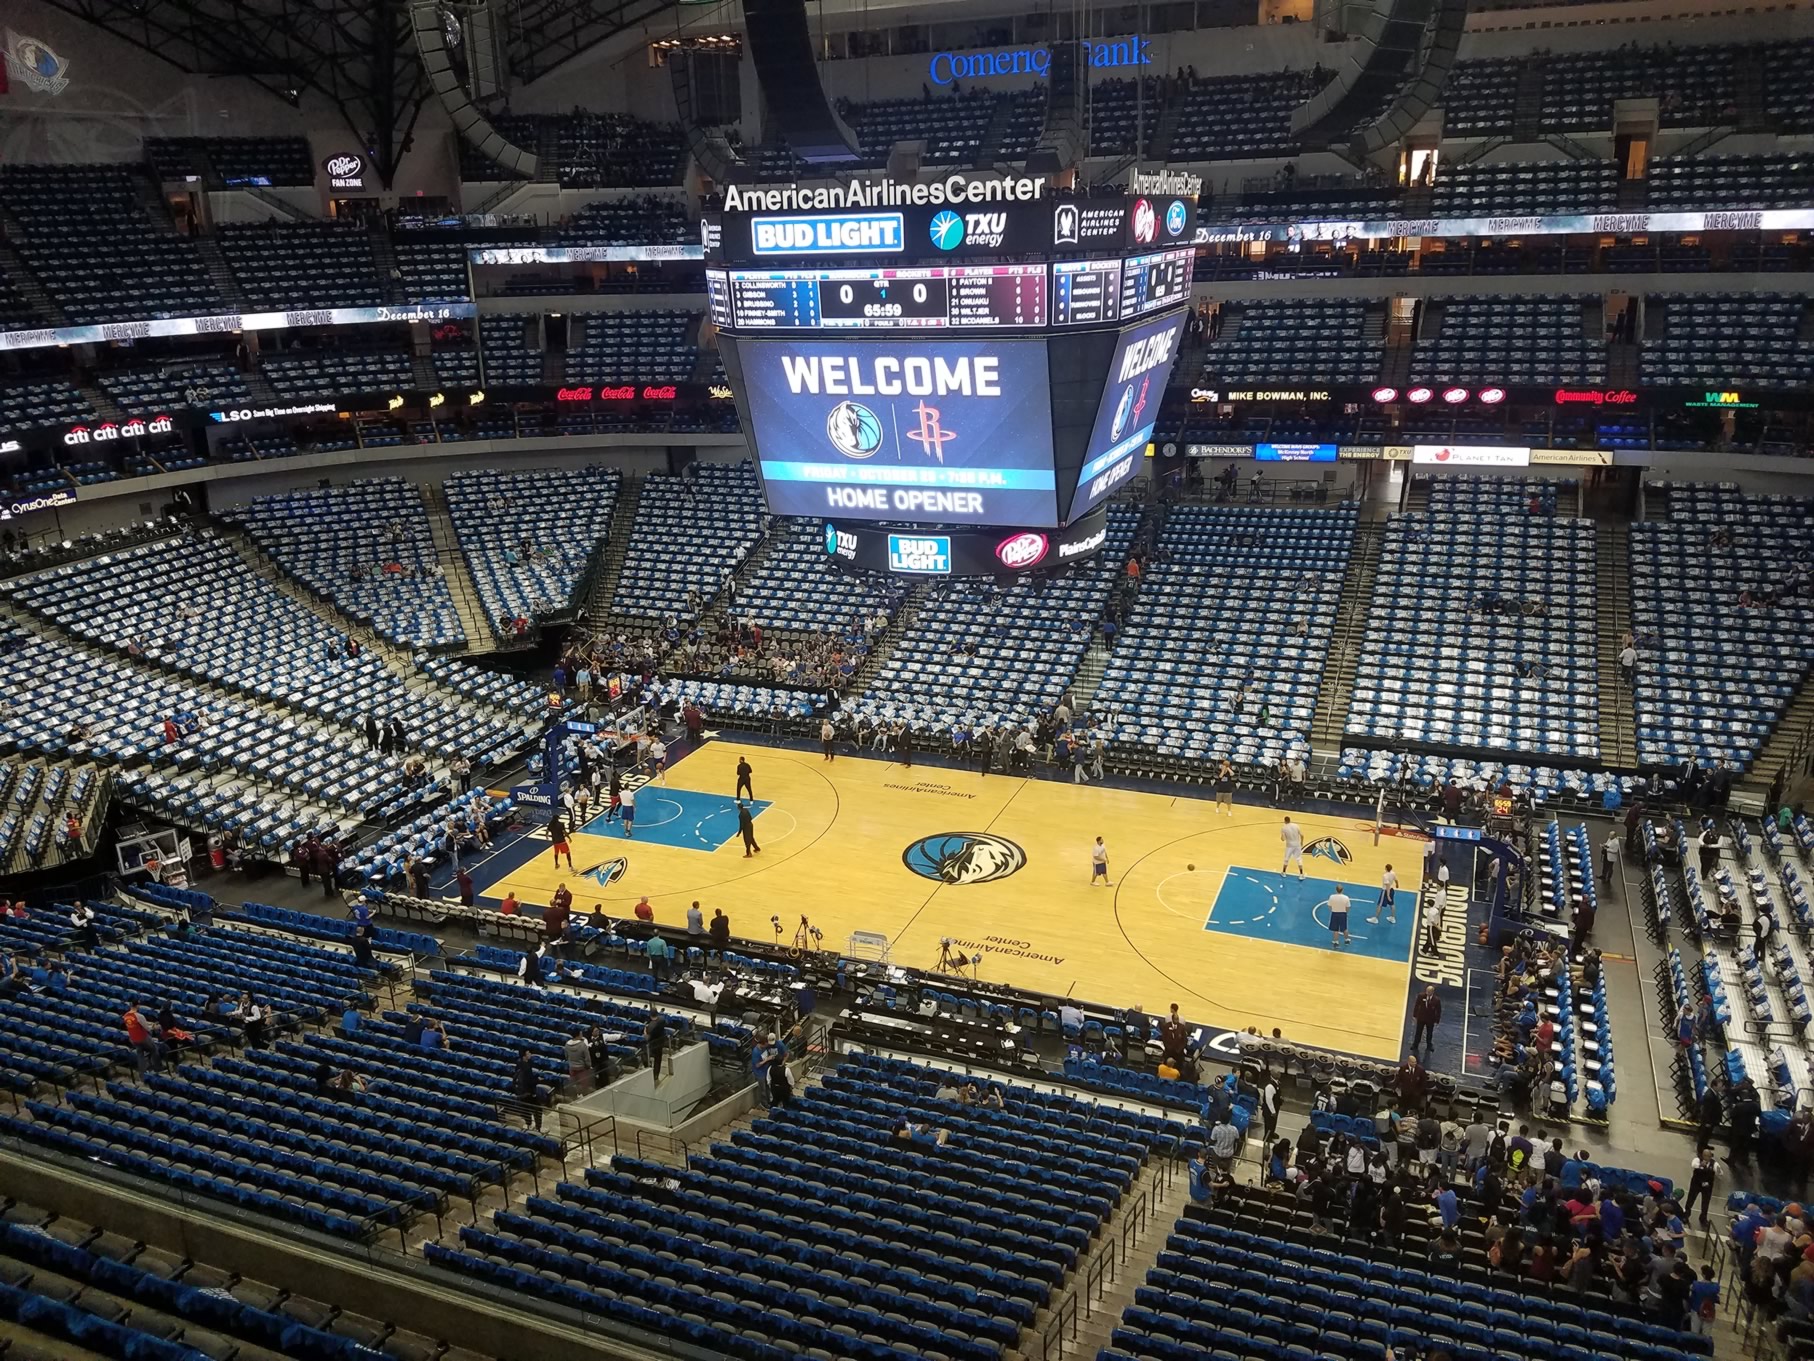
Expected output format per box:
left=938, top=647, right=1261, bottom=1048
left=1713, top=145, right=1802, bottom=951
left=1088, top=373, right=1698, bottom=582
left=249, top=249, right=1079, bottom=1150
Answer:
left=905, top=400, right=957, bottom=463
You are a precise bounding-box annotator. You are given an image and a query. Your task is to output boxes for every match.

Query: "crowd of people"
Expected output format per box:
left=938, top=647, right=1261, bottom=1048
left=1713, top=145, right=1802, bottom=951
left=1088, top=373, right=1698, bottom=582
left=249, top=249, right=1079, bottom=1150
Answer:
left=1192, top=1082, right=1729, bottom=1336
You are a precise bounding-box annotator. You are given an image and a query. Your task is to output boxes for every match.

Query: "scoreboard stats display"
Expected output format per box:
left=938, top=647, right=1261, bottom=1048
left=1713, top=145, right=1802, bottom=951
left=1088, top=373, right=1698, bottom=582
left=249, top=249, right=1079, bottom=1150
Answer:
left=707, top=252, right=1191, bottom=332
left=731, top=339, right=1058, bottom=527
left=718, top=263, right=1047, bottom=330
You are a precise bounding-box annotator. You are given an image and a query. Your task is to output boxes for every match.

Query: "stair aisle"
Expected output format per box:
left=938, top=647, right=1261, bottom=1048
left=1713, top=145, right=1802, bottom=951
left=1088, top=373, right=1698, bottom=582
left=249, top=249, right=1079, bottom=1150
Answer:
left=1595, top=522, right=1638, bottom=768
left=1042, top=1157, right=1180, bottom=1361
left=1311, top=521, right=1383, bottom=749
left=418, top=483, right=495, bottom=652
left=580, top=474, right=644, bottom=629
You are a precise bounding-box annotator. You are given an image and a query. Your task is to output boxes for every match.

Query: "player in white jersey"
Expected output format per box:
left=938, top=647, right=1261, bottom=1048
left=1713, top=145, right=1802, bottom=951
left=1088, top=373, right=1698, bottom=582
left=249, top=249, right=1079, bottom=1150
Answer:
left=1368, top=864, right=1399, bottom=925
left=1280, top=817, right=1305, bottom=878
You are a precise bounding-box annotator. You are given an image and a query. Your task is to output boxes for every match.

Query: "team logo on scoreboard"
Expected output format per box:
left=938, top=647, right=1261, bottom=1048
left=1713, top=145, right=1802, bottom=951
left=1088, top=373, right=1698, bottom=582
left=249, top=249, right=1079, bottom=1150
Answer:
left=1111, top=385, right=1136, bottom=441
left=1165, top=200, right=1189, bottom=237
left=825, top=400, right=884, bottom=460
left=1131, top=198, right=1157, bottom=244
left=903, top=832, right=1027, bottom=884
left=929, top=210, right=966, bottom=251
left=904, top=401, right=957, bottom=463
left=1053, top=203, right=1080, bottom=246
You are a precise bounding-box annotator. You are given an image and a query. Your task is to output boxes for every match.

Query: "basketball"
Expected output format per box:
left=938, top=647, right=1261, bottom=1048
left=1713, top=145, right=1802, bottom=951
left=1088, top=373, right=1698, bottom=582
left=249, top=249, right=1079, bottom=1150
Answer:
left=1186, top=863, right=1196, bottom=871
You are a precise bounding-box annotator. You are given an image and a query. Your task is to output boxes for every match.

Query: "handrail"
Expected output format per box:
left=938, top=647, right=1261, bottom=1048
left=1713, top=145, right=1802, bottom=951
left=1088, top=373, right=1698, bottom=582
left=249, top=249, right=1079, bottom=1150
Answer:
left=563, top=1110, right=617, bottom=1173
left=1117, top=1188, right=1149, bottom=1269
left=1037, top=1284, right=1079, bottom=1359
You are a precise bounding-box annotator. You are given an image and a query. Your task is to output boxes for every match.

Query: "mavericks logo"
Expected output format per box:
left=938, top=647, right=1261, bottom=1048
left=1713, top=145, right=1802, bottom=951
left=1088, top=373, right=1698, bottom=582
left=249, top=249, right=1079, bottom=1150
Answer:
left=580, top=856, right=629, bottom=887
left=1306, top=836, right=1352, bottom=866
left=1111, top=384, right=1135, bottom=440
left=825, top=400, right=884, bottom=459
left=903, top=832, right=1027, bottom=884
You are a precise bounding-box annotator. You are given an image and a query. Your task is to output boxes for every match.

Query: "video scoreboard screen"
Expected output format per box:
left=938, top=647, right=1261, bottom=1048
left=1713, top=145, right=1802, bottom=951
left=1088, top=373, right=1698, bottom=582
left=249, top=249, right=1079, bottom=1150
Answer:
left=730, top=338, right=1058, bottom=527
left=1069, top=309, right=1189, bottom=519
left=714, top=263, right=1047, bottom=330
left=711, top=182, right=1199, bottom=533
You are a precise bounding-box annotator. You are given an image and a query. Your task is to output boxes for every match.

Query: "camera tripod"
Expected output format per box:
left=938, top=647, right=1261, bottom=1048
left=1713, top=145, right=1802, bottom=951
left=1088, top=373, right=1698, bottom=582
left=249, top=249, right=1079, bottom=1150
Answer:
left=933, top=938, right=979, bottom=978
left=789, top=916, right=823, bottom=957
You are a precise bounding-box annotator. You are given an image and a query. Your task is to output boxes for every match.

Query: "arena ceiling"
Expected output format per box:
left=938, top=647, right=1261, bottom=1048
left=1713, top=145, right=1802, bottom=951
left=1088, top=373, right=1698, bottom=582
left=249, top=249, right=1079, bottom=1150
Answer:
left=40, top=0, right=670, bottom=180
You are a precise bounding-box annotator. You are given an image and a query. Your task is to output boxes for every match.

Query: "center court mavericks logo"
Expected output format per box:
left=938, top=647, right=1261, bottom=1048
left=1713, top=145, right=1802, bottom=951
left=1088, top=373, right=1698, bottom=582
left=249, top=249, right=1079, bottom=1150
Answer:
left=1306, top=836, right=1352, bottom=866
left=903, top=832, right=1027, bottom=884
left=579, top=855, right=629, bottom=887
left=825, top=400, right=884, bottom=459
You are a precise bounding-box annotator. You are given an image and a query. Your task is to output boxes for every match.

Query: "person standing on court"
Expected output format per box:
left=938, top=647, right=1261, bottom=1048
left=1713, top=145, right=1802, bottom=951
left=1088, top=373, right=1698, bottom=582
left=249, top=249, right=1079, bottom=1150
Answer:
left=735, top=756, right=754, bottom=800
left=1368, top=864, right=1398, bottom=925
left=549, top=814, right=573, bottom=869
left=821, top=718, right=836, bottom=761
left=737, top=801, right=760, bottom=857
left=1215, top=758, right=1234, bottom=817
left=619, top=783, right=636, bottom=838
left=1280, top=816, right=1305, bottom=879
left=709, top=907, right=731, bottom=955
left=1327, top=883, right=1352, bottom=947
left=1411, top=985, right=1441, bottom=1053
left=1091, top=836, right=1111, bottom=887
left=1421, top=891, right=1443, bottom=954
left=455, top=865, right=474, bottom=907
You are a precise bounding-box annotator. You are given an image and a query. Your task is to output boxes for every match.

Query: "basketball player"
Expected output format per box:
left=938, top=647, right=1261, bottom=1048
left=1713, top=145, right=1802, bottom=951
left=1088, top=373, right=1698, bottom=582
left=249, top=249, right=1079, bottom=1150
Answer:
left=821, top=718, right=836, bottom=762
left=620, top=784, right=636, bottom=838
left=1091, top=836, right=1111, bottom=886
left=1214, top=758, right=1234, bottom=817
left=738, top=801, right=760, bottom=857
left=647, top=737, right=667, bottom=785
left=549, top=814, right=573, bottom=870
left=1368, top=864, right=1398, bottom=926
left=1328, top=883, right=1352, bottom=947
left=1280, top=816, right=1305, bottom=879
left=735, top=756, right=754, bottom=800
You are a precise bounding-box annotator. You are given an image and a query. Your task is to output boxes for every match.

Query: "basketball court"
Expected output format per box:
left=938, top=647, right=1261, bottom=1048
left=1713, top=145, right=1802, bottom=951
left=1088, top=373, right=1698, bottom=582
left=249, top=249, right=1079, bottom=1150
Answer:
left=477, top=740, right=1429, bottom=1058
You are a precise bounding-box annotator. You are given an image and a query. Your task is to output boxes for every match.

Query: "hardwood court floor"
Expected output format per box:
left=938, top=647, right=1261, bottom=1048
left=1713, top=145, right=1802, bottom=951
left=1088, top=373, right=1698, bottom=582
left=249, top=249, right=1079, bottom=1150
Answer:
left=482, top=741, right=1423, bottom=1058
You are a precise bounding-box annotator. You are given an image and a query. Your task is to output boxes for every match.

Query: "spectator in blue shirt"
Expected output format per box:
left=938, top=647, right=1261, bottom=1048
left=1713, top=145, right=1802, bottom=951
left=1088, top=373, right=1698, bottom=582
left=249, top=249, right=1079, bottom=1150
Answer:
left=1434, top=1185, right=1460, bottom=1230
left=1732, top=1204, right=1769, bottom=1262
left=1188, top=1153, right=1215, bottom=1204
left=421, top=1017, right=448, bottom=1051
left=1598, top=1193, right=1624, bottom=1239
left=1688, top=1266, right=1720, bottom=1335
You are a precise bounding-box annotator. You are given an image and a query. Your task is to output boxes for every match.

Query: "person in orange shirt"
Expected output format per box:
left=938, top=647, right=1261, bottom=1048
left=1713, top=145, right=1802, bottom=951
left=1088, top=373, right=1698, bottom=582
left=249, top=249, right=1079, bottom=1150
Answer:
left=122, top=1002, right=164, bottom=1073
